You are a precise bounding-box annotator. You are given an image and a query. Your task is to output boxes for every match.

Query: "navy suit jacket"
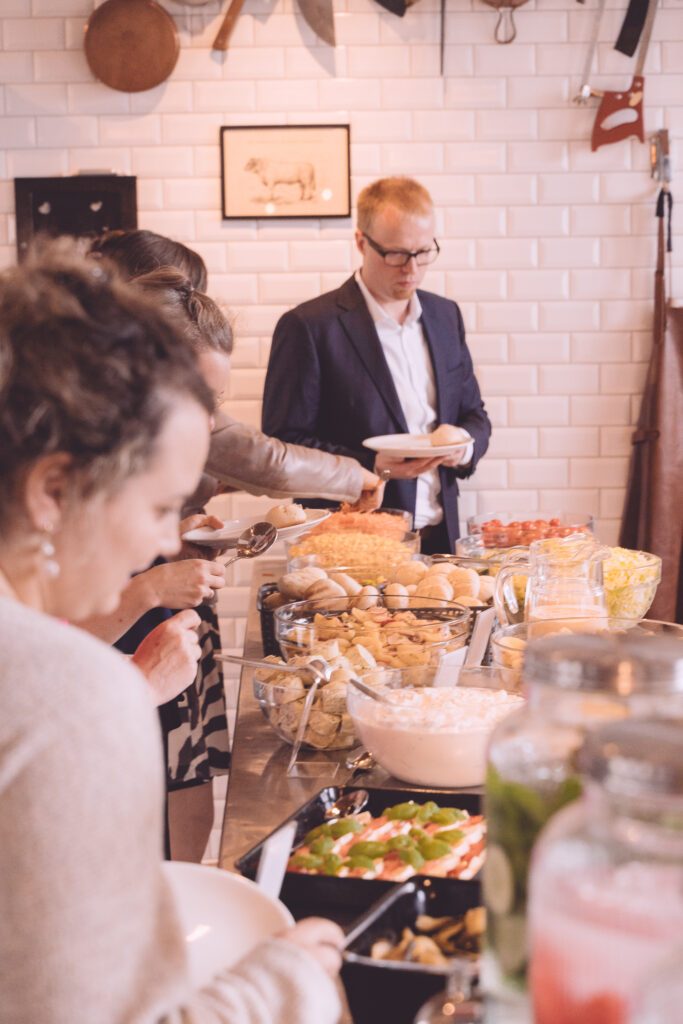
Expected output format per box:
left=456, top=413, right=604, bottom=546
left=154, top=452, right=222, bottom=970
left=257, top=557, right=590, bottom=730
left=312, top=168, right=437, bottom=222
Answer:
left=262, top=276, right=491, bottom=548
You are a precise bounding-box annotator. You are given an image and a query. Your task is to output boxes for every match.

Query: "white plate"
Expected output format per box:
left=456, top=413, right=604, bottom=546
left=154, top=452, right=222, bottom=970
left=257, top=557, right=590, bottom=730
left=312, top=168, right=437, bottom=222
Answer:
left=363, top=432, right=472, bottom=459
left=163, top=861, right=293, bottom=989
left=183, top=508, right=331, bottom=548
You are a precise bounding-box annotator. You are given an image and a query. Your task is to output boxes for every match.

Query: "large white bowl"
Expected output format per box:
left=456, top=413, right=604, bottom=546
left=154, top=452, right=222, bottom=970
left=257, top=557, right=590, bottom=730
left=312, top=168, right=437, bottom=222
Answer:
left=347, top=666, right=524, bottom=789
left=163, top=861, right=294, bottom=988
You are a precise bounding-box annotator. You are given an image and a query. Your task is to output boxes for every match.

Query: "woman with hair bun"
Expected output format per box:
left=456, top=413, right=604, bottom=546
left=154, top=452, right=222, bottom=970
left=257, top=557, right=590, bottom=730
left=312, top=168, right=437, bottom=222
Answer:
left=92, top=229, right=384, bottom=507
left=81, top=267, right=237, bottom=862
left=0, top=241, right=343, bottom=1024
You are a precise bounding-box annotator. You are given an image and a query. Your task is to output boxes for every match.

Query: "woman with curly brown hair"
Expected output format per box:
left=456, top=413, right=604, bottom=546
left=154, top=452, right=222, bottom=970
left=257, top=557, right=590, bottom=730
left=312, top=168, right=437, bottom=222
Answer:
left=0, top=242, right=343, bottom=1024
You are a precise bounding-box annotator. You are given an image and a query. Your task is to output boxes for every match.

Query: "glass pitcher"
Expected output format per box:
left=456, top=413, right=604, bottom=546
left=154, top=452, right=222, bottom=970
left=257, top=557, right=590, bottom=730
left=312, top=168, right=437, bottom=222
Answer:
left=493, top=533, right=608, bottom=628
left=528, top=719, right=683, bottom=1024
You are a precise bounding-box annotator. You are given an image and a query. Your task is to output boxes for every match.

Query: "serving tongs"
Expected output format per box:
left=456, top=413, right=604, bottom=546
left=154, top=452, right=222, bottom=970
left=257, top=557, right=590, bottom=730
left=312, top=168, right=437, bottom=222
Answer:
left=217, top=653, right=392, bottom=774
left=217, top=653, right=334, bottom=774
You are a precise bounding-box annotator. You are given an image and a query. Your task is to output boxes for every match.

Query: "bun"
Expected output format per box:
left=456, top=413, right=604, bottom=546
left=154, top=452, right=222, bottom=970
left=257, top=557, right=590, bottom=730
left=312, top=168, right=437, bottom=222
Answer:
left=278, top=566, right=327, bottom=599
left=415, top=577, right=454, bottom=603
left=392, top=560, right=428, bottom=587
left=430, top=423, right=468, bottom=447
left=327, top=572, right=362, bottom=598
left=384, top=582, right=409, bottom=610
left=354, top=585, right=380, bottom=610
left=265, top=503, right=307, bottom=528
left=445, top=566, right=480, bottom=599
left=305, top=579, right=349, bottom=602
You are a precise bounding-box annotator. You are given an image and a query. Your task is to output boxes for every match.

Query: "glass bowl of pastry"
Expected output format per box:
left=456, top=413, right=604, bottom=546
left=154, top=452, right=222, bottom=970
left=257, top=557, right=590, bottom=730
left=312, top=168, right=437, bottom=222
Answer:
left=274, top=595, right=471, bottom=668
left=489, top=614, right=682, bottom=693
left=252, top=653, right=357, bottom=751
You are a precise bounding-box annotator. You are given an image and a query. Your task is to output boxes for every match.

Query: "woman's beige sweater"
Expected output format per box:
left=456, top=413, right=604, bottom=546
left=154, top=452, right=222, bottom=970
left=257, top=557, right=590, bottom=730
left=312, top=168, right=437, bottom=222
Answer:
left=0, top=597, right=340, bottom=1024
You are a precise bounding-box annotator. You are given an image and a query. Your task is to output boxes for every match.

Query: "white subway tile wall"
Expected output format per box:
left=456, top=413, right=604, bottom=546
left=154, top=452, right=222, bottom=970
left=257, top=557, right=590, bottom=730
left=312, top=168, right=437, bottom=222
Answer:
left=1, top=0, right=681, bottom=854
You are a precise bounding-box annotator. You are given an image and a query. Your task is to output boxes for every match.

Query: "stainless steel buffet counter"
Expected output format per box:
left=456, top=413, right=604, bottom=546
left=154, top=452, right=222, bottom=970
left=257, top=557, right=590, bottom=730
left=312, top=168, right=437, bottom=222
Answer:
left=218, top=558, right=411, bottom=875
left=217, top=560, right=527, bottom=1024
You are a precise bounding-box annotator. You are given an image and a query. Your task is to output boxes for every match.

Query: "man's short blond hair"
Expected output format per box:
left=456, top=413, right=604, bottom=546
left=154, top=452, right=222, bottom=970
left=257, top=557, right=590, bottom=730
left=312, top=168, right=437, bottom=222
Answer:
left=356, top=177, right=434, bottom=234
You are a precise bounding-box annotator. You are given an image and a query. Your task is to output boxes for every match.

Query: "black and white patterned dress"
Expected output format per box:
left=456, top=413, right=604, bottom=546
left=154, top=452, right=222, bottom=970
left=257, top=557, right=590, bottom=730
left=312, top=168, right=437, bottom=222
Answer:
left=165, top=602, right=230, bottom=785
left=115, top=563, right=230, bottom=787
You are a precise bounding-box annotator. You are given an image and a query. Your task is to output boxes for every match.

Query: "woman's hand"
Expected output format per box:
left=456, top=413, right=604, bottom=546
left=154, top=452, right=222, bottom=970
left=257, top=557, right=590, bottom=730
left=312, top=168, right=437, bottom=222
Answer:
left=144, top=559, right=226, bottom=609
left=177, top=513, right=226, bottom=560
left=374, top=452, right=443, bottom=479
left=349, top=466, right=385, bottom=511
left=132, top=610, right=202, bottom=705
left=279, top=917, right=345, bottom=978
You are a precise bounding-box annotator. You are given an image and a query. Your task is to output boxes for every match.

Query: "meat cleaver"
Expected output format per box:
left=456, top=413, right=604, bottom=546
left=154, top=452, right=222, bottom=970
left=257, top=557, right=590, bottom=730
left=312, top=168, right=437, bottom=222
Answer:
left=297, top=0, right=336, bottom=46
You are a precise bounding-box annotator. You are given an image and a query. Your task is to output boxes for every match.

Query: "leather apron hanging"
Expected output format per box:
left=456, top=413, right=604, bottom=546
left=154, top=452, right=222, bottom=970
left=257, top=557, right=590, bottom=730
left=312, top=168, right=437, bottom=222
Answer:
left=620, top=188, right=683, bottom=623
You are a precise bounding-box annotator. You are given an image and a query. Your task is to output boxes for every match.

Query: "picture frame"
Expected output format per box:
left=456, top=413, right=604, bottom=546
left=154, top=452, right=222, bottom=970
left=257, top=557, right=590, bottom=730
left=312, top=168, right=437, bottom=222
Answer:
left=220, top=124, right=351, bottom=220
left=14, top=174, right=137, bottom=261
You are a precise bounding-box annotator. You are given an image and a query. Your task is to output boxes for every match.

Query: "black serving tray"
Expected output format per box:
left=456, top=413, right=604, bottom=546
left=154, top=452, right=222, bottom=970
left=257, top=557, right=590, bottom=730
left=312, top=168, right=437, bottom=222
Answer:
left=342, top=878, right=482, bottom=1024
left=235, top=786, right=482, bottom=921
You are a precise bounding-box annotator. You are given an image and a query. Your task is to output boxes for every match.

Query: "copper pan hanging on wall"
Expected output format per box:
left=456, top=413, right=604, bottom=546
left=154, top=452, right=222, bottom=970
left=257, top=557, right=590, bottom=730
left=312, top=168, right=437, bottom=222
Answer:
left=84, top=0, right=180, bottom=93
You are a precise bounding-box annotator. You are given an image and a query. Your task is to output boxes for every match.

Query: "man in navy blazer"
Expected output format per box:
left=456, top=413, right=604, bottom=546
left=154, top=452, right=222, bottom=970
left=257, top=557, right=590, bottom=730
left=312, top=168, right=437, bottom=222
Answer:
left=262, top=176, right=491, bottom=553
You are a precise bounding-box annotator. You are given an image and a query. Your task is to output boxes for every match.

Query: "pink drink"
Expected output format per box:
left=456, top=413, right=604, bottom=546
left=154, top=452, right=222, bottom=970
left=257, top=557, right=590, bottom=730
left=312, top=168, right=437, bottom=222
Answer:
left=530, top=855, right=683, bottom=1024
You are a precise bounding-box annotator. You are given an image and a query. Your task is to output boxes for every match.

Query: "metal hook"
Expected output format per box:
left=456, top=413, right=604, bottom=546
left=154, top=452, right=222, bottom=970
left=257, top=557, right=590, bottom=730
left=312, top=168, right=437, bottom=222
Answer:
left=494, top=6, right=517, bottom=43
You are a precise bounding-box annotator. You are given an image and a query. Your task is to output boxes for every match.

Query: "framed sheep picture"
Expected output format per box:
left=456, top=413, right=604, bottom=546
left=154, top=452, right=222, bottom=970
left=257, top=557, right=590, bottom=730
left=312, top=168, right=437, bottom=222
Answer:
left=220, top=124, right=351, bottom=220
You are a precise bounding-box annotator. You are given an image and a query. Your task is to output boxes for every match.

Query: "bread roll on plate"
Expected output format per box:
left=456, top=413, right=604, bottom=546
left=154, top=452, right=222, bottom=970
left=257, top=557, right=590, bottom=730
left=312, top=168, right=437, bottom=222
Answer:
left=429, top=424, right=470, bottom=447
left=265, top=503, right=307, bottom=528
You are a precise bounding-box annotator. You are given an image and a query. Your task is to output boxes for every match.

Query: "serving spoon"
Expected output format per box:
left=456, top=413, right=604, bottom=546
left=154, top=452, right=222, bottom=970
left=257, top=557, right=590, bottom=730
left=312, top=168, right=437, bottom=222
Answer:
left=324, top=788, right=370, bottom=820
left=215, top=652, right=330, bottom=686
left=218, top=522, right=277, bottom=568
left=347, top=675, right=397, bottom=705
left=344, top=747, right=376, bottom=773
left=204, top=522, right=276, bottom=607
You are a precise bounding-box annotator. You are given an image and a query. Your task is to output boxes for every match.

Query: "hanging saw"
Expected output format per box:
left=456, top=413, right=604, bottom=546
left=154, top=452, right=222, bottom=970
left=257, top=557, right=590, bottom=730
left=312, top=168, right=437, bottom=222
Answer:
left=574, top=0, right=659, bottom=151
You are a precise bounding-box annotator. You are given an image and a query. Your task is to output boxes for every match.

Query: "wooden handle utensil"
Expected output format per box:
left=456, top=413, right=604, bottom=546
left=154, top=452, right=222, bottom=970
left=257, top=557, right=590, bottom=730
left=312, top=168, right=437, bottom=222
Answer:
left=213, top=0, right=247, bottom=50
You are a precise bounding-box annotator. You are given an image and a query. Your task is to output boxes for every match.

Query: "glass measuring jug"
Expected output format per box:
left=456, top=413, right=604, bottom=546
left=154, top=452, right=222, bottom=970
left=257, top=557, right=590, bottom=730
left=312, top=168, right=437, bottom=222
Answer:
left=493, top=533, right=608, bottom=628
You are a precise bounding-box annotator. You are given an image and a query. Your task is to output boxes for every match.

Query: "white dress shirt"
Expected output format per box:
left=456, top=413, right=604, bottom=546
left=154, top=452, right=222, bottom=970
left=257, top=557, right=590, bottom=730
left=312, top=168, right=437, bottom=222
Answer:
left=355, top=271, right=443, bottom=528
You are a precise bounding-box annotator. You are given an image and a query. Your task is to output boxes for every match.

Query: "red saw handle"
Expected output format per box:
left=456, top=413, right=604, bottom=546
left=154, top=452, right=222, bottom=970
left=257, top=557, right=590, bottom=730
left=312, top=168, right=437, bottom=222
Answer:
left=591, top=75, right=645, bottom=151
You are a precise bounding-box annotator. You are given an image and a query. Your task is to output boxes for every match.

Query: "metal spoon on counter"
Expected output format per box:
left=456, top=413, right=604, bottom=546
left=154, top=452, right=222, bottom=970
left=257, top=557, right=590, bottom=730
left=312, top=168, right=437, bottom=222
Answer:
left=344, top=747, right=376, bottom=774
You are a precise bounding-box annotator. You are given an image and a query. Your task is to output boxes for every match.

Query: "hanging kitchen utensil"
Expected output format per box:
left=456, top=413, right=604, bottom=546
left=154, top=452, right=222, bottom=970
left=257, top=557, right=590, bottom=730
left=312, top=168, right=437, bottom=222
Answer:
left=212, top=0, right=247, bottom=50
left=574, top=0, right=607, bottom=104
left=297, top=0, right=336, bottom=46
left=372, top=0, right=421, bottom=14
left=84, top=0, right=180, bottom=93
left=620, top=174, right=683, bottom=623
left=614, top=0, right=651, bottom=56
left=440, top=0, right=446, bottom=74
left=480, top=0, right=530, bottom=44
left=590, top=0, right=659, bottom=151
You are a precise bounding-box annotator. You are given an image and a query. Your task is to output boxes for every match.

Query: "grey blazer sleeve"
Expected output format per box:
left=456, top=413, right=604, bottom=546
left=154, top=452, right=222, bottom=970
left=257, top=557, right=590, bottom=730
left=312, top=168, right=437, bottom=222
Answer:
left=203, top=413, right=365, bottom=502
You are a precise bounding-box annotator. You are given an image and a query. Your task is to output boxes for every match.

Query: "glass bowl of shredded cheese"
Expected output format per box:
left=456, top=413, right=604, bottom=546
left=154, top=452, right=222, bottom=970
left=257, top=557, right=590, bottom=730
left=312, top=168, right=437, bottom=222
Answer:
left=286, top=530, right=420, bottom=574
left=603, top=547, right=662, bottom=620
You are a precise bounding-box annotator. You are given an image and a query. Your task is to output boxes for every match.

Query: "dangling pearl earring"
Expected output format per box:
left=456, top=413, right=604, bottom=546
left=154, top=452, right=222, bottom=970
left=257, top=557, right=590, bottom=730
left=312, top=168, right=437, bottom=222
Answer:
left=40, top=531, right=60, bottom=579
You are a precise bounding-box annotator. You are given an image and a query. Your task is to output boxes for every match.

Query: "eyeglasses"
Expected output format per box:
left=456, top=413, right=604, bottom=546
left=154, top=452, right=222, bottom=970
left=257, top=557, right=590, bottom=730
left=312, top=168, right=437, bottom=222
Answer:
left=362, top=233, right=440, bottom=267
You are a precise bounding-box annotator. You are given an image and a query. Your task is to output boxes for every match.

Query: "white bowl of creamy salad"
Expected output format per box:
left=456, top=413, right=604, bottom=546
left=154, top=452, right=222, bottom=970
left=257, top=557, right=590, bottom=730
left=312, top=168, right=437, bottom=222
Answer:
left=347, top=667, right=525, bottom=788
